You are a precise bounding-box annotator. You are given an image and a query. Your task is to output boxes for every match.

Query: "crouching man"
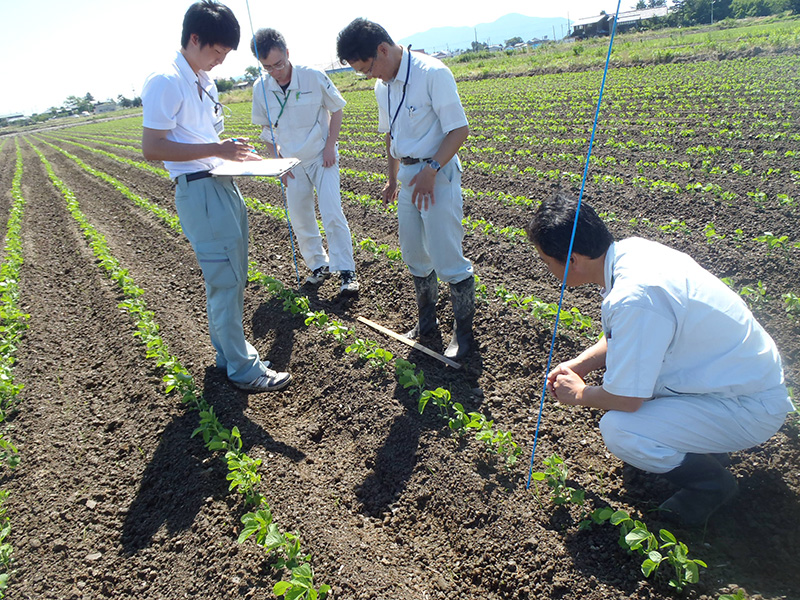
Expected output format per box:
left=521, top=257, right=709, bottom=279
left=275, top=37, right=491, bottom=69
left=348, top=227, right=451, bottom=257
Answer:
left=527, top=191, right=793, bottom=526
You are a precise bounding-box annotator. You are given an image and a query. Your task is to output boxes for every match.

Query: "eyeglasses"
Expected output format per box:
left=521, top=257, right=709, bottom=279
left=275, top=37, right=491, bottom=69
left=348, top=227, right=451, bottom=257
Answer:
left=263, top=58, right=287, bottom=73
left=357, top=55, right=377, bottom=78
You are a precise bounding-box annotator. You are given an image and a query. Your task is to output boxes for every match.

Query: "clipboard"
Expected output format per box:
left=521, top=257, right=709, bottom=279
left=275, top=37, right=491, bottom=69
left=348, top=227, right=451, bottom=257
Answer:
left=210, top=157, right=300, bottom=177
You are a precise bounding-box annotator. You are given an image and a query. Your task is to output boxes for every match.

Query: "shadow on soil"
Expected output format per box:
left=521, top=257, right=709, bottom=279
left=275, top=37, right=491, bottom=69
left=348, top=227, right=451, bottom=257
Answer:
left=120, top=365, right=306, bottom=554
left=355, top=344, right=486, bottom=518
left=120, top=411, right=225, bottom=553
left=560, top=455, right=800, bottom=598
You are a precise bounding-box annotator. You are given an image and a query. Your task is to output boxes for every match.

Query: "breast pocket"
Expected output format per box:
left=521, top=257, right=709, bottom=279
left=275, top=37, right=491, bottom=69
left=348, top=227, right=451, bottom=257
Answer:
left=291, top=92, right=321, bottom=129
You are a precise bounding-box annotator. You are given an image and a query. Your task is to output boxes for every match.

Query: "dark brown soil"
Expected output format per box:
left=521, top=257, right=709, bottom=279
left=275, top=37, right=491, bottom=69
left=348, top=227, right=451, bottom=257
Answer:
left=1, top=57, right=799, bottom=600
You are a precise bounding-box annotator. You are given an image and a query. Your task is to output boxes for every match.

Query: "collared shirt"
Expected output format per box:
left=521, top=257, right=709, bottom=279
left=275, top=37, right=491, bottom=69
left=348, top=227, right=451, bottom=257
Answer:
left=375, top=48, right=468, bottom=160
left=251, top=65, right=346, bottom=163
left=600, top=237, right=787, bottom=404
left=141, top=51, right=224, bottom=179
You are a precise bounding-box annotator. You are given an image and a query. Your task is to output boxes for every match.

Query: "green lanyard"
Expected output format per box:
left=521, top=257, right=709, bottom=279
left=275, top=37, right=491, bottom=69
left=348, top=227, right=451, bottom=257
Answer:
left=271, top=90, right=293, bottom=128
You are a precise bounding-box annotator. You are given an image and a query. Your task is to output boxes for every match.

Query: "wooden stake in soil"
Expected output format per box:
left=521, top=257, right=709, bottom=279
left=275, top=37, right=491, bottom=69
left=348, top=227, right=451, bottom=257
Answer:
left=356, top=316, right=461, bottom=369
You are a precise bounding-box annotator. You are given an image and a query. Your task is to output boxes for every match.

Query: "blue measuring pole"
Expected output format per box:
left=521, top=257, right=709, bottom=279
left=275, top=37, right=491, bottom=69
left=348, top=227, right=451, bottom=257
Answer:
left=526, top=0, right=623, bottom=489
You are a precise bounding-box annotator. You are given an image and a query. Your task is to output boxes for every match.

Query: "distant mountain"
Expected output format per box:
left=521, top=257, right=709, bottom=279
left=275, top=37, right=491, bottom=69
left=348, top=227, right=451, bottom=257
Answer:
left=398, top=13, right=571, bottom=54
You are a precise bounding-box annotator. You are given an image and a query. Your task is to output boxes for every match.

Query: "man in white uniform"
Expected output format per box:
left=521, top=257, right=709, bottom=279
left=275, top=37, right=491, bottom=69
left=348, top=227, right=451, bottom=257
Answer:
left=527, top=191, right=792, bottom=526
left=251, top=28, right=359, bottom=296
left=336, top=18, right=475, bottom=360
left=141, top=0, right=291, bottom=392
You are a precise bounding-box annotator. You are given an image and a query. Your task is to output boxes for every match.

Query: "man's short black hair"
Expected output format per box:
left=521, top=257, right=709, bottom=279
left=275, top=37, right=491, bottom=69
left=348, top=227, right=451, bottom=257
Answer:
left=336, top=18, right=394, bottom=64
left=250, top=28, right=287, bottom=60
left=181, top=0, right=240, bottom=50
left=526, top=190, right=614, bottom=262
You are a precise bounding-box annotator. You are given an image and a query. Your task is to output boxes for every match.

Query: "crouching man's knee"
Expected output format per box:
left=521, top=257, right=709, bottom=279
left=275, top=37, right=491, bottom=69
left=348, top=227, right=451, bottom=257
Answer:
left=599, top=411, right=634, bottom=462
left=599, top=411, right=680, bottom=474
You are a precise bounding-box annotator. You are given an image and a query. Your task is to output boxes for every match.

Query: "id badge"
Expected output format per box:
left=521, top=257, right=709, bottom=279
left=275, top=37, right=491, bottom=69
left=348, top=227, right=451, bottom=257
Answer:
left=214, top=114, right=225, bottom=135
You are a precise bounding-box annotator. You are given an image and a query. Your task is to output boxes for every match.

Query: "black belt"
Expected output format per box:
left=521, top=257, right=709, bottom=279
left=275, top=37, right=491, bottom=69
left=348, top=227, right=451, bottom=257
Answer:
left=184, top=170, right=213, bottom=182
left=399, top=157, right=431, bottom=165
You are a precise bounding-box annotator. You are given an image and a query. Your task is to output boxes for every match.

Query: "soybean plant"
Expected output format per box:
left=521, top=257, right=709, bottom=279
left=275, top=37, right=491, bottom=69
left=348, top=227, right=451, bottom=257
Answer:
left=273, top=563, right=330, bottom=600
left=418, top=388, right=453, bottom=419
left=530, top=454, right=585, bottom=506
left=326, top=322, right=354, bottom=344
left=718, top=590, right=747, bottom=600
left=240, top=508, right=330, bottom=600
left=589, top=508, right=706, bottom=592
left=395, top=359, right=425, bottom=398
left=345, top=338, right=393, bottom=370
left=754, top=231, right=789, bottom=253
left=781, top=292, right=800, bottom=318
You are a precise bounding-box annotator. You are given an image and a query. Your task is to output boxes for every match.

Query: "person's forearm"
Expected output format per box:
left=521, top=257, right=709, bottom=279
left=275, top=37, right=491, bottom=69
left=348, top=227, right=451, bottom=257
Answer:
left=570, top=337, right=608, bottom=376
left=580, top=385, right=644, bottom=412
left=327, top=110, right=343, bottom=146
left=142, top=135, right=220, bottom=162
left=385, top=133, right=399, bottom=180
left=431, top=125, right=468, bottom=166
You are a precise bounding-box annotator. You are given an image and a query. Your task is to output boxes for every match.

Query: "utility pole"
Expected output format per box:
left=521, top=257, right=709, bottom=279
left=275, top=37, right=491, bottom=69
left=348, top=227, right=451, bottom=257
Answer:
left=711, top=0, right=715, bottom=25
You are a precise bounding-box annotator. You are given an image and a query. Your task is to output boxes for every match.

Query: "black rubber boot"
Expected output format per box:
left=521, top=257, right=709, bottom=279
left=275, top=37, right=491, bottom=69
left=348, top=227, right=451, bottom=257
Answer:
left=405, top=271, right=439, bottom=339
left=445, top=276, right=475, bottom=360
left=710, top=452, right=732, bottom=467
left=658, top=453, right=738, bottom=527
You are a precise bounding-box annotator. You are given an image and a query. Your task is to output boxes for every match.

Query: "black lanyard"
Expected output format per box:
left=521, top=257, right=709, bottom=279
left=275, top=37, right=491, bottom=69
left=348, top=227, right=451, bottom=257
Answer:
left=387, top=46, right=412, bottom=139
left=195, top=79, right=224, bottom=118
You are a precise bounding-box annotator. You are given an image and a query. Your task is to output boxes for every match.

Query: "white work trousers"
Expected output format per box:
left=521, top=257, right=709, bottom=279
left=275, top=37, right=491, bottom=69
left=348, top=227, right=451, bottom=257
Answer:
left=175, top=175, right=268, bottom=384
left=396, top=160, right=473, bottom=284
left=599, top=384, right=790, bottom=473
left=285, top=156, right=355, bottom=273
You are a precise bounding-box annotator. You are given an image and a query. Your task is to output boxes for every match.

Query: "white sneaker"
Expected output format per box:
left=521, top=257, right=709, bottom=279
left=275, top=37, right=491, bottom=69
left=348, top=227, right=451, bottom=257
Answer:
left=339, top=270, right=360, bottom=296
left=305, top=266, right=330, bottom=285
left=232, top=368, right=292, bottom=393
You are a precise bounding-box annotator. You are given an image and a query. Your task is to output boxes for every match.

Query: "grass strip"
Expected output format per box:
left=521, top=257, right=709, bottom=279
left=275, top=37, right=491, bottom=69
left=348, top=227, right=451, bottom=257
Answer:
left=0, top=139, right=32, bottom=598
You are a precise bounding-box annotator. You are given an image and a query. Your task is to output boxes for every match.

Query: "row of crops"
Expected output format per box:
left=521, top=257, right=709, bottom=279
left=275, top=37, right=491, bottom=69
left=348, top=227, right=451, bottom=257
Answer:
left=0, top=50, right=798, bottom=599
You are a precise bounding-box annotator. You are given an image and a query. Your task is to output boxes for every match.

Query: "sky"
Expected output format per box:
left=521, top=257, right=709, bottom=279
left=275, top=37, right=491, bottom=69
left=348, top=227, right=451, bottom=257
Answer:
left=0, top=0, right=631, bottom=116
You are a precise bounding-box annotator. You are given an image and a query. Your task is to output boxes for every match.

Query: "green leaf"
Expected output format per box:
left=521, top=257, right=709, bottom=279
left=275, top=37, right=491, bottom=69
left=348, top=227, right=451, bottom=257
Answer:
left=685, top=561, right=700, bottom=583
left=238, top=523, right=259, bottom=544
left=659, top=528, right=677, bottom=544
left=625, top=527, right=652, bottom=550
left=273, top=581, right=292, bottom=596
left=641, top=558, right=660, bottom=577
left=609, top=510, right=631, bottom=525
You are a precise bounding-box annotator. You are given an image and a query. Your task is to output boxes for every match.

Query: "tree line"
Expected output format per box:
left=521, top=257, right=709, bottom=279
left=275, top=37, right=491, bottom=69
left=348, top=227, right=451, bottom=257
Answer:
left=665, top=0, right=799, bottom=26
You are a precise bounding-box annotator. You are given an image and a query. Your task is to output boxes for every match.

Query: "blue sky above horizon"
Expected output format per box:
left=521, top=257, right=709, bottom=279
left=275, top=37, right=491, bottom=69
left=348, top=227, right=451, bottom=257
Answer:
left=1, top=0, right=635, bottom=116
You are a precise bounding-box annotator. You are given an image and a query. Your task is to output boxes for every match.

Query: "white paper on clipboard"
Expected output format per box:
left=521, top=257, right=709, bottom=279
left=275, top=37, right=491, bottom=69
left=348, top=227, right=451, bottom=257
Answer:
left=210, top=157, right=300, bottom=177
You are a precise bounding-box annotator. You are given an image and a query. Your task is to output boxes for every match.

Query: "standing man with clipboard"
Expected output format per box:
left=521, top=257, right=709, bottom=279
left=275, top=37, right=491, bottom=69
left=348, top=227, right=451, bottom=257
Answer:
left=336, top=19, right=476, bottom=360
left=141, top=0, right=292, bottom=393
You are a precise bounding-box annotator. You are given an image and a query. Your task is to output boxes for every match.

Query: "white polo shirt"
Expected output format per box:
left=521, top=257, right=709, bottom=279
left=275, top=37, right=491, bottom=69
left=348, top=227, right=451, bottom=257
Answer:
left=375, top=48, right=468, bottom=161
left=142, top=51, right=224, bottom=179
left=251, top=65, right=346, bottom=163
left=600, top=237, right=787, bottom=403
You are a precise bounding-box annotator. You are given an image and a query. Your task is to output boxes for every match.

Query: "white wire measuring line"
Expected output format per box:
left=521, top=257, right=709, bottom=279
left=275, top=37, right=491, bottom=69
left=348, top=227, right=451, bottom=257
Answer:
left=526, top=0, right=623, bottom=490
left=243, top=0, right=301, bottom=289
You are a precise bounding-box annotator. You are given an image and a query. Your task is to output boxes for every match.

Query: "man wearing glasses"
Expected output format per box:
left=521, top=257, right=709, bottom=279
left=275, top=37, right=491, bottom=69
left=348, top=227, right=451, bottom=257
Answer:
left=251, top=28, right=359, bottom=296
left=336, top=19, right=476, bottom=360
left=141, top=0, right=292, bottom=392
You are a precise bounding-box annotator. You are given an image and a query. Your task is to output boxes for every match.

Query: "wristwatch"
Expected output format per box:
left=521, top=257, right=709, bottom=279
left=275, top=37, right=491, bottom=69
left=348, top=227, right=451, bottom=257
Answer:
left=426, top=159, right=442, bottom=172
